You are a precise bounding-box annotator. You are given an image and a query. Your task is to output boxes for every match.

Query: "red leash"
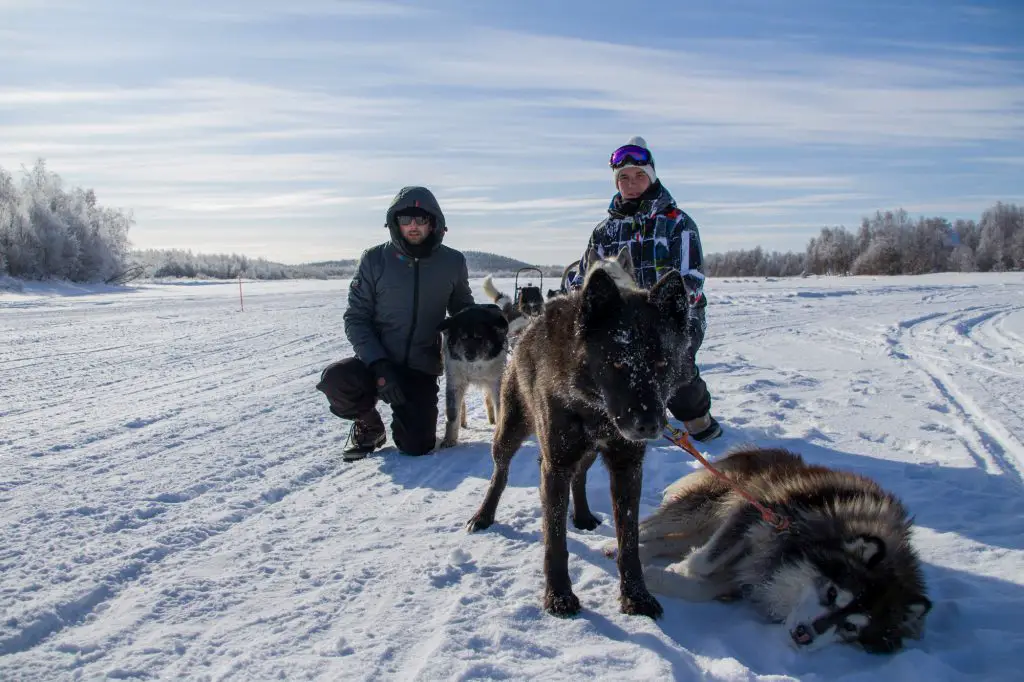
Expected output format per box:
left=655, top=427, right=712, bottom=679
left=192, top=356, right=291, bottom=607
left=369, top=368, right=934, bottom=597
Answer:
left=663, top=425, right=791, bottom=532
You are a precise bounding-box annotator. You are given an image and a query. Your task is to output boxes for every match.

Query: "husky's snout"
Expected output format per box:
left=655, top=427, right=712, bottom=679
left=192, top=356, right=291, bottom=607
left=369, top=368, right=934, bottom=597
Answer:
left=615, top=410, right=666, bottom=442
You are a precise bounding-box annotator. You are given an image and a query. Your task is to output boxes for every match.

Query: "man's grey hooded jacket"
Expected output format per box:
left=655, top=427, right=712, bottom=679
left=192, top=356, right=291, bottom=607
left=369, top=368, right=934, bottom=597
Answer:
left=344, top=186, right=474, bottom=376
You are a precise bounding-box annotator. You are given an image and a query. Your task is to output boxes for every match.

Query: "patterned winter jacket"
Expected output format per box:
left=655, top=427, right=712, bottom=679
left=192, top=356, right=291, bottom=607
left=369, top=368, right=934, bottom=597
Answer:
left=568, top=182, right=707, bottom=354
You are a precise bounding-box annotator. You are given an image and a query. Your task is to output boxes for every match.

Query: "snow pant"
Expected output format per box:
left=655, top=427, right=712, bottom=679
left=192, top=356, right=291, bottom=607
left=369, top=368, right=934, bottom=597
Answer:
left=667, top=306, right=712, bottom=422
left=667, top=365, right=712, bottom=422
left=316, top=357, right=440, bottom=456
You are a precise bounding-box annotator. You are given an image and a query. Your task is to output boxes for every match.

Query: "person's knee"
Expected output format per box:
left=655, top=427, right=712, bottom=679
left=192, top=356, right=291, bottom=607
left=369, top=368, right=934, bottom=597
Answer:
left=318, top=358, right=368, bottom=392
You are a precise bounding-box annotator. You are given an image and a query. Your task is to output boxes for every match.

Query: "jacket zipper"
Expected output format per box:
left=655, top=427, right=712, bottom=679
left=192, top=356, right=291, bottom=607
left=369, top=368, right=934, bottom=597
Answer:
left=403, top=258, right=420, bottom=366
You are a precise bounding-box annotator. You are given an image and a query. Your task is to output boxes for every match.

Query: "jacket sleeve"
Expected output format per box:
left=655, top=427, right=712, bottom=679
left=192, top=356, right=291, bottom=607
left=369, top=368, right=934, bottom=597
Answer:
left=343, top=250, right=389, bottom=366
left=669, top=212, right=709, bottom=356
left=567, top=227, right=604, bottom=290
left=669, top=211, right=707, bottom=308
left=447, top=253, right=475, bottom=315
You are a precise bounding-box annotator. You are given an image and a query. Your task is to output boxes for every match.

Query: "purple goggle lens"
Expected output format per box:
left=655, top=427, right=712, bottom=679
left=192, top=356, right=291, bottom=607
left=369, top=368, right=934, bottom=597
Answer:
left=609, top=145, right=652, bottom=169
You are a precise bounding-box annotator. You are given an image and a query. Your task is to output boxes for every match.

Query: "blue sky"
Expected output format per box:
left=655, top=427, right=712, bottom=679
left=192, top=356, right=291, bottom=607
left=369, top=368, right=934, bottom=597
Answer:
left=1, top=0, right=1022, bottom=265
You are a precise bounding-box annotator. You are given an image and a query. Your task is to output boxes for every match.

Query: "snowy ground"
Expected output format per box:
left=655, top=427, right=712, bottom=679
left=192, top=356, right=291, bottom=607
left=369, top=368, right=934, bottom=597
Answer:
left=1, top=273, right=1022, bottom=681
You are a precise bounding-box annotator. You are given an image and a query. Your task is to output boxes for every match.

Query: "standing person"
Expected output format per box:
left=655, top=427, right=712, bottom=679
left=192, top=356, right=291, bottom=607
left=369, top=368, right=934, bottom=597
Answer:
left=316, top=186, right=475, bottom=461
left=569, top=136, right=722, bottom=442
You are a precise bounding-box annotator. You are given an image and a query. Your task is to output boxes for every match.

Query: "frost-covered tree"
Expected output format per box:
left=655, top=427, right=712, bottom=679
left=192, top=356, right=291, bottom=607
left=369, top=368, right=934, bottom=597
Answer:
left=805, top=226, right=857, bottom=275
left=976, top=202, right=1023, bottom=272
left=0, top=160, right=133, bottom=281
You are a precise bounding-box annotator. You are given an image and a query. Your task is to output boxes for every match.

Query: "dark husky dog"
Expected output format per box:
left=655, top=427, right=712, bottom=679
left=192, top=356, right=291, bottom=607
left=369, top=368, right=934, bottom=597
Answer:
left=466, top=267, right=696, bottom=619
left=632, top=448, right=931, bottom=653
left=437, top=304, right=510, bottom=448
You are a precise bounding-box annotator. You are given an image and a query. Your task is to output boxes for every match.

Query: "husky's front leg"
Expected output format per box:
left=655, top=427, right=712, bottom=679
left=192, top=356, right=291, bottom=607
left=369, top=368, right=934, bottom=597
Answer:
left=440, top=378, right=467, bottom=448
left=540, top=459, right=580, bottom=617
left=680, top=506, right=758, bottom=579
left=607, top=451, right=662, bottom=619
left=467, top=376, right=529, bottom=531
left=642, top=565, right=729, bottom=601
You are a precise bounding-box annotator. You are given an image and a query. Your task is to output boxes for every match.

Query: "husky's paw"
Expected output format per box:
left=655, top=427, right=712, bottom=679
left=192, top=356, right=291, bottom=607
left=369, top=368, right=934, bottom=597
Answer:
left=643, top=566, right=718, bottom=602
left=620, top=588, right=663, bottom=619
left=680, top=549, right=714, bottom=578
left=466, top=512, right=494, bottom=532
left=571, top=511, right=601, bottom=531
left=601, top=540, right=618, bottom=559
left=544, top=589, right=581, bottom=618
left=439, top=436, right=459, bottom=449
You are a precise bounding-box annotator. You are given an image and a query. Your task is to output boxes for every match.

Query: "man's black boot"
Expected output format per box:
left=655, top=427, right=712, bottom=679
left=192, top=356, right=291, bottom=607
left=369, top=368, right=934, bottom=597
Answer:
left=342, top=411, right=386, bottom=461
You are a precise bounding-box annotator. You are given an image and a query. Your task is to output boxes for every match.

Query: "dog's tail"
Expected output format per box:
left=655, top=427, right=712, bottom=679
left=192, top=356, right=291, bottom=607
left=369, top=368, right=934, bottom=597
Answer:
left=482, top=275, right=514, bottom=316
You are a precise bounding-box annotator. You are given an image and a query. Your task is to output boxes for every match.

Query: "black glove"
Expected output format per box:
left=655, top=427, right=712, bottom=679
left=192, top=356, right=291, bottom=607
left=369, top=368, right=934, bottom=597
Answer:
left=371, top=360, right=406, bottom=407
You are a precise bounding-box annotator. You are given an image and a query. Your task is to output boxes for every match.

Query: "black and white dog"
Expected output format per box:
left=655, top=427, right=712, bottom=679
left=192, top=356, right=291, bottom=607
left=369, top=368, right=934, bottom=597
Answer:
left=437, top=304, right=510, bottom=448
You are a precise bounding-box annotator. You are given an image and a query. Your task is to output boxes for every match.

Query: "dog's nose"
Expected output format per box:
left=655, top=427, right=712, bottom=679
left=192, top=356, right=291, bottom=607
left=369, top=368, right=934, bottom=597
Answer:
left=619, top=412, right=666, bottom=441
left=791, top=624, right=814, bottom=646
left=633, top=419, right=661, bottom=440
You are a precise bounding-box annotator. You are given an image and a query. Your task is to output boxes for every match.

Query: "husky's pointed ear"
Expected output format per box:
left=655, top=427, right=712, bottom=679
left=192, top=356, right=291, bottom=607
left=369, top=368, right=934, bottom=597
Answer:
left=586, top=245, right=601, bottom=267
left=579, top=268, right=621, bottom=331
left=649, top=271, right=688, bottom=325
left=844, top=535, right=886, bottom=568
left=902, top=596, right=932, bottom=639
left=615, top=246, right=635, bottom=277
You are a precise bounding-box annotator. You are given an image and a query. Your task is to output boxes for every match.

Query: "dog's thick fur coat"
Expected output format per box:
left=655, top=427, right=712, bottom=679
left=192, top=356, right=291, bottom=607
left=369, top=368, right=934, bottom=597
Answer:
left=466, top=266, right=696, bottom=619
left=633, top=447, right=932, bottom=653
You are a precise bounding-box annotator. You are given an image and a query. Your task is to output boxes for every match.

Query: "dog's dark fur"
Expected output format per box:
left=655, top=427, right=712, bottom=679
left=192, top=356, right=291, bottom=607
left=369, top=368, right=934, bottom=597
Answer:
left=437, top=304, right=509, bottom=448
left=466, top=268, right=696, bottom=619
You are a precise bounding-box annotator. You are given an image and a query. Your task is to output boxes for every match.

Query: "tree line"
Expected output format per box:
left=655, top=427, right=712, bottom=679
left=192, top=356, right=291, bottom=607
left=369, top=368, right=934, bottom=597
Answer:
left=704, top=204, right=1023, bottom=278
left=2, top=160, right=1020, bottom=282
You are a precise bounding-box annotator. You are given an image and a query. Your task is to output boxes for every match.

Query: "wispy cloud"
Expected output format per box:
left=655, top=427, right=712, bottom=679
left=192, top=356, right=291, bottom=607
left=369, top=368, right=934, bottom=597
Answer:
left=0, top=0, right=1021, bottom=263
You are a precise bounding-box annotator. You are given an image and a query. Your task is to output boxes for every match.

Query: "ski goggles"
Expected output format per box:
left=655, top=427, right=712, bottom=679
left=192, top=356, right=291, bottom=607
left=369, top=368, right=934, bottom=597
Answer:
left=609, top=144, right=653, bottom=169
left=396, top=215, right=430, bottom=227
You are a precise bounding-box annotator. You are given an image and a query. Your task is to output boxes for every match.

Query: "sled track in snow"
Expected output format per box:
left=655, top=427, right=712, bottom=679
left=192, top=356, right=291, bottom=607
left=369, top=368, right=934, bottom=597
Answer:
left=889, top=303, right=1024, bottom=486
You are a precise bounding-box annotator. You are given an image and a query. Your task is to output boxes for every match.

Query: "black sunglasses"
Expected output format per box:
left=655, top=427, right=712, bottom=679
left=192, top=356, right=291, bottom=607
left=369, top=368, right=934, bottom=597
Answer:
left=397, top=215, right=430, bottom=227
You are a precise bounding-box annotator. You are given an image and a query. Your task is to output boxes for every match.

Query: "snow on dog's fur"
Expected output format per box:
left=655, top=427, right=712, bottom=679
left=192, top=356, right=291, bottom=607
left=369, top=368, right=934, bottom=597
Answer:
left=467, top=267, right=698, bottom=619
left=617, top=447, right=932, bottom=653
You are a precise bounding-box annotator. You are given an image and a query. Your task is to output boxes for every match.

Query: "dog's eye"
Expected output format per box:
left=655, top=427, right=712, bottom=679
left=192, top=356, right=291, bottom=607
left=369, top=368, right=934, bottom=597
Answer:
left=842, top=622, right=858, bottom=632
left=826, top=586, right=838, bottom=605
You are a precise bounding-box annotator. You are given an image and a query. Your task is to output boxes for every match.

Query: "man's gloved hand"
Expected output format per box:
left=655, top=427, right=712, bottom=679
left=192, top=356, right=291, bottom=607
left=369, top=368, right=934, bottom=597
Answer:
left=371, top=360, right=406, bottom=406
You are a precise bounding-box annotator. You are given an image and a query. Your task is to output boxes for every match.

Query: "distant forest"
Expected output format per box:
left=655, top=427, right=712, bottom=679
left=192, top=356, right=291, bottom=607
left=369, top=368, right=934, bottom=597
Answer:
left=131, top=249, right=564, bottom=280
left=2, top=160, right=1021, bottom=283
left=704, top=203, right=1024, bottom=277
